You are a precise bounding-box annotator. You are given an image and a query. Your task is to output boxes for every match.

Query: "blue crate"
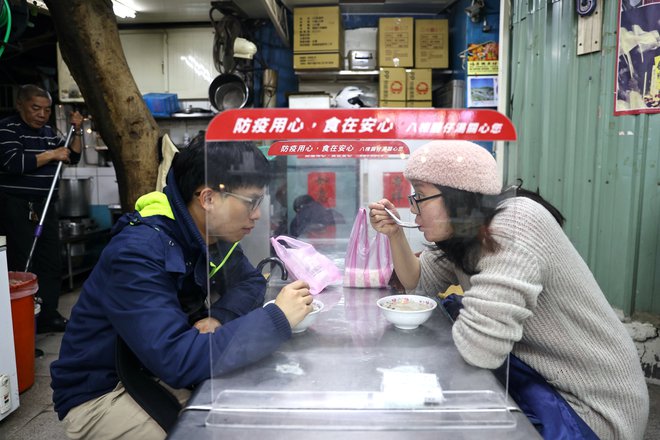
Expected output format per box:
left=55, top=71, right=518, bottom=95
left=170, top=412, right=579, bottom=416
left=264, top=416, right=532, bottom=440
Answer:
left=143, top=93, right=180, bottom=117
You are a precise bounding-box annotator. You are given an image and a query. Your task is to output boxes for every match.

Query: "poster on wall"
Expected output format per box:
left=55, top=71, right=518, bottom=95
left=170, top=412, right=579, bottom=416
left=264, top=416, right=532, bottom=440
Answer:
left=614, top=0, right=660, bottom=115
left=466, top=42, right=499, bottom=76
left=307, top=172, right=336, bottom=208
left=383, top=172, right=409, bottom=208
left=467, top=76, right=498, bottom=108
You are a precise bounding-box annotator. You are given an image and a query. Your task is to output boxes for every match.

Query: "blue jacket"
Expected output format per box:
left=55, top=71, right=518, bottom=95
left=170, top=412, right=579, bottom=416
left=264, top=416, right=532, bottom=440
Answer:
left=51, top=171, right=291, bottom=420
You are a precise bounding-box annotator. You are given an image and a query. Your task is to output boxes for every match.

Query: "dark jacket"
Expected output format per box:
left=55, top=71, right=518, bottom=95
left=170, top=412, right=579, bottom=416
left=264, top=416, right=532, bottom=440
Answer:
left=51, top=171, right=291, bottom=420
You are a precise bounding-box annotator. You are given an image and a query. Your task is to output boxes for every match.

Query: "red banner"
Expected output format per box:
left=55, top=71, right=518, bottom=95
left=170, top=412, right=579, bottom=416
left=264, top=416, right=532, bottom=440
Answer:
left=206, top=108, right=517, bottom=141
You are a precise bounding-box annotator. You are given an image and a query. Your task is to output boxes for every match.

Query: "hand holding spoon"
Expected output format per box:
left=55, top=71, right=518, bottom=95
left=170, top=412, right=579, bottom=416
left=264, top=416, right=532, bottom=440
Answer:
left=383, top=207, right=419, bottom=228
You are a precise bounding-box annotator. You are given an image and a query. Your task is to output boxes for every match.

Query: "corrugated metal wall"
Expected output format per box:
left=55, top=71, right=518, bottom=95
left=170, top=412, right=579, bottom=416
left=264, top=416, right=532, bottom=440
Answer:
left=505, top=0, right=660, bottom=315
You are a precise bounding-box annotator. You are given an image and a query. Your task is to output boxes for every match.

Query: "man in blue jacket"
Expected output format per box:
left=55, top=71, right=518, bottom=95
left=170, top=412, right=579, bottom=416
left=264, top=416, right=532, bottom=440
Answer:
left=51, top=139, right=312, bottom=439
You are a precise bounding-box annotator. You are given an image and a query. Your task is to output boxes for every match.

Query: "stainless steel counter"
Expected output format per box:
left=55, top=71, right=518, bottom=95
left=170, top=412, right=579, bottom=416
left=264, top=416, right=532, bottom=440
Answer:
left=168, top=284, right=541, bottom=439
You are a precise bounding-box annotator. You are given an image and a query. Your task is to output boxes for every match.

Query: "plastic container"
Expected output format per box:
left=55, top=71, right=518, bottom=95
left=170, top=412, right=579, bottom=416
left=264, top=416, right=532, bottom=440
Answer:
left=9, top=271, right=38, bottom=393
left=143, top=93, right=180, bottom=117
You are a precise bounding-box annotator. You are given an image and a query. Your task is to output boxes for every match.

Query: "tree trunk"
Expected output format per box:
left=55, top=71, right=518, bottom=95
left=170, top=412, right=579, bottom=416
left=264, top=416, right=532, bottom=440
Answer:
left=44, top=0, right=159, bottom=211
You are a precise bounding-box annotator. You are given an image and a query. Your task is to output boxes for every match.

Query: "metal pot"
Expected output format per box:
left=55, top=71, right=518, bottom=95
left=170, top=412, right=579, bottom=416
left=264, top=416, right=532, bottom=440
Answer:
left=58, top=177, right=92, bottom=218
left=208, top=73, right=251, bottom=111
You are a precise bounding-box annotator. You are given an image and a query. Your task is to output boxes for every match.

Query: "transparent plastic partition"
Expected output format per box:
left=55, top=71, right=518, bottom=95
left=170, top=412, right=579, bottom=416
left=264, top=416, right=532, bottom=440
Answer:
left=201, top=108, right=518, bottom=433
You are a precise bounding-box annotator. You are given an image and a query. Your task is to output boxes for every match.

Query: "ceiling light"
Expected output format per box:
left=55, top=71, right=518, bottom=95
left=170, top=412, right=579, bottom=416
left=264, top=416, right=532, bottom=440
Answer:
left=28, top=0, right=136, bottom=19
left=28, top=1, right=48, bottom=11
left=112, top=1, right=137, bottom=19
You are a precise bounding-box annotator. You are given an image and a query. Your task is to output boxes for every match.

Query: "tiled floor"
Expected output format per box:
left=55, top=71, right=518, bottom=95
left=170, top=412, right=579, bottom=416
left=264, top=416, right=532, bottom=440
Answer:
left=0, top=289, right=77, bottom=440
left=1, top=288, right=659, bottom=440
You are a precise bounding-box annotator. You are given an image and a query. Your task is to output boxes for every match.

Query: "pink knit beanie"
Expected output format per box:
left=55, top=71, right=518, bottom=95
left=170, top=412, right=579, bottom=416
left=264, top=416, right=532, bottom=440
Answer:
left=404, top=140, right=501, bottom=195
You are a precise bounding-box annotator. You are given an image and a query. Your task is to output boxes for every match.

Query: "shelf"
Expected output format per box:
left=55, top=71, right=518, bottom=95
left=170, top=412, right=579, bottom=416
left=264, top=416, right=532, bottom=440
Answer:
left=295, top=70, right=379, bottom=81
left=154, top=113, right=217, bottom=120
left=296, top=69, right=455, bottom=82
left=61, top=229, right=111, bottom=291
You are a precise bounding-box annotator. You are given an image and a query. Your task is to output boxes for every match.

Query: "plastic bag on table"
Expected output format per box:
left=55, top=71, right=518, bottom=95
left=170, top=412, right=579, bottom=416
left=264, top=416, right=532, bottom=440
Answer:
left=270, top=235, right=342, bottom=295
left=343, top=208, right=393, bottom=288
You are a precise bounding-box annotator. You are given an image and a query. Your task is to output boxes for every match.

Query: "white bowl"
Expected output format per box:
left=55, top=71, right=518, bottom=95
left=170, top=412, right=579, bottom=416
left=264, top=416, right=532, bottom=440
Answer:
left=264, top=299, right=324, bottom=333
left=376, top=295, right=437, bottom=330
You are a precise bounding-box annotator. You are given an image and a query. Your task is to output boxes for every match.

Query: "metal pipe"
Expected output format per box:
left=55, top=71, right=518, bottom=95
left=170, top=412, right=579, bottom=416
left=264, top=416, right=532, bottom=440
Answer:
left=24, top=124, right=76, bottom=272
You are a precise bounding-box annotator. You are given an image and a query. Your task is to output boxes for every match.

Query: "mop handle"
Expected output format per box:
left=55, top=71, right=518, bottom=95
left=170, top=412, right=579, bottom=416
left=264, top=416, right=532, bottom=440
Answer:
left=24, top=124, right=76, bottom=272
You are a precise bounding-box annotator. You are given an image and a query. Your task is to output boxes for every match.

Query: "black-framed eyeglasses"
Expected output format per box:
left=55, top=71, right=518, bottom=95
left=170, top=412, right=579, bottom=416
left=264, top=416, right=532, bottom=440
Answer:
left=408, top=192, right=443, bottom=214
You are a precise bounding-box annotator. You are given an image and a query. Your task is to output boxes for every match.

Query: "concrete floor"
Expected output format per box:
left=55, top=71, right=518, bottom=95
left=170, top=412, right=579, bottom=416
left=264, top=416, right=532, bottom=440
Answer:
left=1, top=288, right=659, bottom=440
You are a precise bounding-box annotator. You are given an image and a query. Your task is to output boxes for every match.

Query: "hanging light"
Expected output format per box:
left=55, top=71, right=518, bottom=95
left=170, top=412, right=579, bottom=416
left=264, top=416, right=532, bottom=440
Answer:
left=112, top=1, right=137, bottom=19
left=28, top=0, right=136, bottom=19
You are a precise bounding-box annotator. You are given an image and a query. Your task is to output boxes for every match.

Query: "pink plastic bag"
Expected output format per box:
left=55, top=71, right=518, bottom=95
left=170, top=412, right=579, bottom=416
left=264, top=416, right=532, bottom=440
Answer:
left=343, top=208, right=393, bottom=288
left=270, top=235, right=342, bottom=295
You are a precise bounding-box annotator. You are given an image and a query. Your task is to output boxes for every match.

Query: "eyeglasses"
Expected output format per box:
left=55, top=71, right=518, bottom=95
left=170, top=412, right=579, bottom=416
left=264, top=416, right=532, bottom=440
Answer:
left=195, top=187, right=265, bottom=213
left=222, top=190, right=265, bottom=213
left=408, top=192, right=443, bottom=214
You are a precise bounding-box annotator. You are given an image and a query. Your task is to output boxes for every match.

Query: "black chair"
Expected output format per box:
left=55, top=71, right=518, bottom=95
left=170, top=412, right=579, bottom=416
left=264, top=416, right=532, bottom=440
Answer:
left=115, top=336, right=182, bottom=433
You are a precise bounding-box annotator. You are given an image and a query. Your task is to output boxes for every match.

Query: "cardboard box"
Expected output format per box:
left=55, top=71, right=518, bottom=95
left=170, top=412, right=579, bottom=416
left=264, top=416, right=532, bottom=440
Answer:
left=294, top=6, right=343, bottom=54
left=406, top=69, right=433, bottom=101
left=379, top=100, right=406, bottom=108
left=407, top=101, right=433, bottom=107
left=294, top=53, right=343, bottom=70
left=415, top=19, right=449, bottom=68
left=378, top=17, right=414, bottom=67
left=379, top=68, right=407, bottom=101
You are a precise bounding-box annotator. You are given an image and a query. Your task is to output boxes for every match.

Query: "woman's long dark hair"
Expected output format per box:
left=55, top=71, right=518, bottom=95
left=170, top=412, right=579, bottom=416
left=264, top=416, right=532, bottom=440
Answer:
left=433, top=182, right=565, bottom=275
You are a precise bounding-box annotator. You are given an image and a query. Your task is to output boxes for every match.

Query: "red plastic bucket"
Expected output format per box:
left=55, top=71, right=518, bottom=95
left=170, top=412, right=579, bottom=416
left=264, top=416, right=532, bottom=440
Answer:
left=9, top=271, right=38, bottom=393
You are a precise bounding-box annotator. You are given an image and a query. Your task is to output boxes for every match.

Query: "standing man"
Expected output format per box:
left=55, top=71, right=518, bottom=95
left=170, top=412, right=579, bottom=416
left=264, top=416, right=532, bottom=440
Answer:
left=0, top=84, right=84, bottom=333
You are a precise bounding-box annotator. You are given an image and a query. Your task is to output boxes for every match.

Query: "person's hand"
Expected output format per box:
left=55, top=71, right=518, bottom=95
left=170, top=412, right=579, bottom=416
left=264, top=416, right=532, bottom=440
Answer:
left=69, top=111, right=84, bottom=130
left=193, top=317, right=222, bottom=334
left=273, top=279, right=312, bottom=328
left=50, top=146, right=71, bottom=163
left=368, top=199, right=403, bottom=237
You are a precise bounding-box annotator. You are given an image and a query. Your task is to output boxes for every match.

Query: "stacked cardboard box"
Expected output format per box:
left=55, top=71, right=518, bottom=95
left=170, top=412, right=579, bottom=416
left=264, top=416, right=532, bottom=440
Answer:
left=293, top=6, right=344, bottom=70
left=415, top=19, right=449, bottom=69
left=379, top=68, right=406, bottom=107
left=406, top=69, right=433, bottom=107
left=377, top=17, right=449, bottom=107
left=378, top=17, right=414, bottom=68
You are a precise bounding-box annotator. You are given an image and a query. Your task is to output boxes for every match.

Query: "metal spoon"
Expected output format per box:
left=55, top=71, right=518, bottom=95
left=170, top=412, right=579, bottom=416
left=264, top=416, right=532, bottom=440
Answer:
left=383, top=207, right=419, bottom=228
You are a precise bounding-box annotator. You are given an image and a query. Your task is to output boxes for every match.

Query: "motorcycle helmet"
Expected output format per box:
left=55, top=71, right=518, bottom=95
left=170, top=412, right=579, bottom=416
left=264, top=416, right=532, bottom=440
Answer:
left=333, top=86, right=375, bottom=108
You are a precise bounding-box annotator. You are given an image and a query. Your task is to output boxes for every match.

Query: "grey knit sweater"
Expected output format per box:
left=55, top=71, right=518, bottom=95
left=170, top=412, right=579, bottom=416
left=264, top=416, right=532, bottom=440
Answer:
left=416, top=197, right=648, bottom=439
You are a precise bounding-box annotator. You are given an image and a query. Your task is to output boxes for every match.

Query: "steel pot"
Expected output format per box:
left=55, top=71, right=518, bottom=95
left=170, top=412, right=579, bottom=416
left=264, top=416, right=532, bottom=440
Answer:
left=58, top=177, right=92, bottom=218
left=208, top=73, right=252, bottom=111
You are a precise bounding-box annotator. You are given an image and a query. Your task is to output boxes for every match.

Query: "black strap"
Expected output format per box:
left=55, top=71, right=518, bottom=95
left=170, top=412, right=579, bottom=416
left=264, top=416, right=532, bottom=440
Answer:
left=115, top=336, right=182, bottom=432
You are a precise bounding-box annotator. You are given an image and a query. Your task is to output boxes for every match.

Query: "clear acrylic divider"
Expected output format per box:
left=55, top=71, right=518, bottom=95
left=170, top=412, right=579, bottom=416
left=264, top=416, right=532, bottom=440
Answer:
left=206, top=390, right=515, bottom=430
left=202, top=109, right=518, bottom=433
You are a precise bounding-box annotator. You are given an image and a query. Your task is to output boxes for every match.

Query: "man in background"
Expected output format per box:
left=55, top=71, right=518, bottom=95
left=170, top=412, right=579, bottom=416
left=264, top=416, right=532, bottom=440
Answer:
left=0, top=84, right=83, bottom=333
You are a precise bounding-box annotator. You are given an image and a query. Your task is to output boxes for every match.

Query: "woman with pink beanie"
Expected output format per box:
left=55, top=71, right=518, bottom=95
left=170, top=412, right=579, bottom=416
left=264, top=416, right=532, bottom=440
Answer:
left=368, top=140, right=648, bottom=440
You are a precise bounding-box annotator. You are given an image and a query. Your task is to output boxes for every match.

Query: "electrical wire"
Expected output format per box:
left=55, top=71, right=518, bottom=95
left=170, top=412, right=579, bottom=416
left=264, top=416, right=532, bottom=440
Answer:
left=0, top=0, right=12, bottom=59
left=208, top=5, right=268, bottom=74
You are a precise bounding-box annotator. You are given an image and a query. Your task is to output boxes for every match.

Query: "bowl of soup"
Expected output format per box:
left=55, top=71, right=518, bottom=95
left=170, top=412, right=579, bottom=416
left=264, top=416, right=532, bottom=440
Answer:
left=376, top=295, right=437, bottom=330
left=264, top=298, right=324, bottom=333
left=292, top=299, right=324, bottom=333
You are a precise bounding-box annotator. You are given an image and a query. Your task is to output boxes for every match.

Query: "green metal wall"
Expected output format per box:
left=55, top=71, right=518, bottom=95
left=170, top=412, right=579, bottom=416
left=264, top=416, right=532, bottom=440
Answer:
left=505, top=0, right=660, bottom=315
